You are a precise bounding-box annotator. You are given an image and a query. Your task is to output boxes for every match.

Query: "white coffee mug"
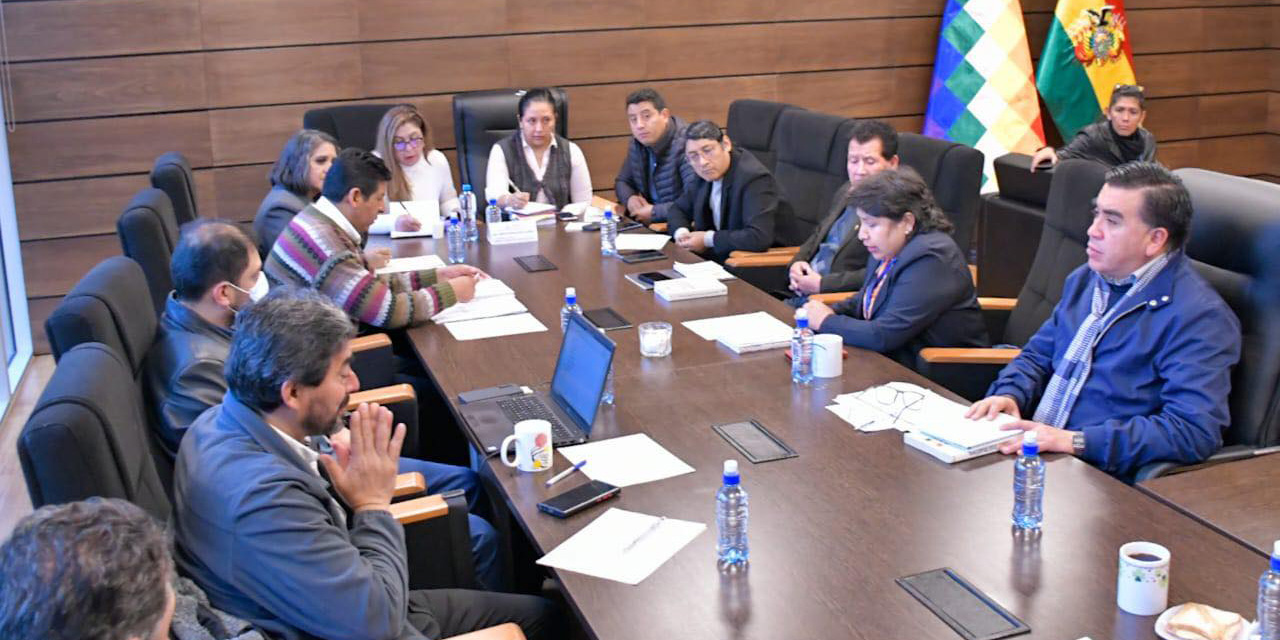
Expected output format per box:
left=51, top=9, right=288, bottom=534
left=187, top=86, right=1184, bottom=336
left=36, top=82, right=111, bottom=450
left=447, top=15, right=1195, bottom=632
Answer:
left=501, top=420, right=553, bottom=473
left=1116, top=541, right=1170, bottom=615
left=812, top=334, right=844, bottom=378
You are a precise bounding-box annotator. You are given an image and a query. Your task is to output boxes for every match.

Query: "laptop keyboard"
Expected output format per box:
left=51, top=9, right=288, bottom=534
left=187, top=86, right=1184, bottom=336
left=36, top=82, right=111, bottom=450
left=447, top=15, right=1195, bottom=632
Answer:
left=497, top=396, right=576, bottom=442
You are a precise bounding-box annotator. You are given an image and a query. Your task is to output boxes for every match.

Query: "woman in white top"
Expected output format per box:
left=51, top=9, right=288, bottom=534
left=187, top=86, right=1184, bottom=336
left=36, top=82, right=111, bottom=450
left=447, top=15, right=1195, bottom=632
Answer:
left=485, top=88, right=593, bottom=210
left=374, top=104, right=461, bottom=217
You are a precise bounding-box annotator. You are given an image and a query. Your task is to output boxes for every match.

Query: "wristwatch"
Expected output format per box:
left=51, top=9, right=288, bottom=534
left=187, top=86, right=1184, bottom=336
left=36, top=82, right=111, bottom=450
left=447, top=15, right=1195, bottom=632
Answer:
left=1071, top=431, right=1086, bottom=456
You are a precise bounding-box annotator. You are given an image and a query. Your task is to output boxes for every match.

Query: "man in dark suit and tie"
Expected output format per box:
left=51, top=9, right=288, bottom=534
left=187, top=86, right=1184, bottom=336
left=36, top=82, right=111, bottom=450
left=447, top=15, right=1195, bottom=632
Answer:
left=667, top=120, right=801, bottom=262
left=787, top=119, right=900, bottom=302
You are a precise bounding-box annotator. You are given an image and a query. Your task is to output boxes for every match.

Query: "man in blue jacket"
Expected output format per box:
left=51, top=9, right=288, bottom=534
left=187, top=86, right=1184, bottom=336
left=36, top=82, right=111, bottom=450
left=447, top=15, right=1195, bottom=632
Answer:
left=614, top=87, right=696, bottom=224
left=967, top=162, right=1241, bottom=480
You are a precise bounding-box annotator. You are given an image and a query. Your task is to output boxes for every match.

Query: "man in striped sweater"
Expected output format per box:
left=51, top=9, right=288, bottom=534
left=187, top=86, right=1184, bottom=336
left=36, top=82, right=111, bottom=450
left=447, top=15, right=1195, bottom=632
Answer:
left=265, top=148, right=482, bottom=329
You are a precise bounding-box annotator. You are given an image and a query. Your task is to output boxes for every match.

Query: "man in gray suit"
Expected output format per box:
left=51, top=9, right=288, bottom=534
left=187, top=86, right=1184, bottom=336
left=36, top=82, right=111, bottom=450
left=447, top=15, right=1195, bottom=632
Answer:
left=173, top=287, right=560, bottom=640
left=787, top=119, right=900, bottom=303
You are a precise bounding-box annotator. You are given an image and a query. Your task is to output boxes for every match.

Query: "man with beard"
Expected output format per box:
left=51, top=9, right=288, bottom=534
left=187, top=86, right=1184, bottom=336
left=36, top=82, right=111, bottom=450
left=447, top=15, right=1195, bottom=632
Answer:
left=172, top=287, right=561, bottom=640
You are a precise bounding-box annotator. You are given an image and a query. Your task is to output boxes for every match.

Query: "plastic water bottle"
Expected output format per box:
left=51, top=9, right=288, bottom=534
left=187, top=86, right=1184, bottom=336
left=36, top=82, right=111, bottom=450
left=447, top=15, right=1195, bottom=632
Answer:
left=559, top=287, right=582, bottom=331
left=484, top=198, right=502, bottom=225
left=790, top=308, right=814, bottom=384
left=1012, top=431, right=1045, bottom=530
left=600, top=209, right=618, bottom=256
left=716, top=460, right=749, bottom=568
left=446, top=217, right=465, bottom=264
left=1257, top=541, right=1280, bottom=639
left=459, top=184, right=478, bottom=242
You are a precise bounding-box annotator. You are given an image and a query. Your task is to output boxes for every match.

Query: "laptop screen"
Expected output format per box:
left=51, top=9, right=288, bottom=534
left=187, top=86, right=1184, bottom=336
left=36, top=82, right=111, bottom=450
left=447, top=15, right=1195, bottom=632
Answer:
left=550, top=313, right=616, bottom=432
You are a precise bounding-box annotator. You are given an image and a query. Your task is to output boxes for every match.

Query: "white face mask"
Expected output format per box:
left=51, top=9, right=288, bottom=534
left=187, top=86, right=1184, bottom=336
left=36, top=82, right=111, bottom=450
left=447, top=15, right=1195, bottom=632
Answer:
left=228, top=272, right=269, bottom=307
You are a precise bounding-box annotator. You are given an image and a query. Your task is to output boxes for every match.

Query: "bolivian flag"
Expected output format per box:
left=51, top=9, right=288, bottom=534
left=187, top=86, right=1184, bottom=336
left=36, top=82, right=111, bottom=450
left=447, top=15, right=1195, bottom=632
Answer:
left=1036, top=0, right=1137, bottom=140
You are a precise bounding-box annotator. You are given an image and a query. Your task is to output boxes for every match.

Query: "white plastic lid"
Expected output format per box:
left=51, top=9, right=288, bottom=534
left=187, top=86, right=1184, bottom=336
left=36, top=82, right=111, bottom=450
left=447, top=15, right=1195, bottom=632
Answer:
left=795, top=308, right=808, bottom=320
left=1023, top=431, right=1037, bottom=445
left=723, top=460, right=738, bottom=475
left=565, top=287, right=576, bottom=297
left=1274, top=540, right=1280, bottom=557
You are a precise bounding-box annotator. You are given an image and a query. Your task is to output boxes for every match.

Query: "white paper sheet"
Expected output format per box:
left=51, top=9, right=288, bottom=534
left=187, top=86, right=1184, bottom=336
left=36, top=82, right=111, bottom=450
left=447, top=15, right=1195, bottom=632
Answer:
left=375, top=254, right=446, bottom=275
left=829, top=382, right=1021, bottom=447
left=673, top=260, right=735, bottom=281
left=510, top=202, right=557, bottom=216
left=431, top=295, right=527, bottom=324
left=536, top=508, right=706, bottom=585
left=614, top=233, right=671, bottom=252
left=565, top=222, right=589, bottom=232
left=445, top=312, right=547, bottom=341
left=682, top=311, right=781, bottom=341
left=472, top=278, right=515, bottom=299
left=557, top=434, right=695, bottom=488
left=371, top=201, right=441, bottom=237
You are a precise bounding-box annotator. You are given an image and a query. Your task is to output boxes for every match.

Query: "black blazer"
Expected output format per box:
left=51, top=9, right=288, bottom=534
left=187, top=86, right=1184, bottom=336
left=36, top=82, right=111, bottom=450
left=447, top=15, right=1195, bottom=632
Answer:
left=253, top=185, right=311, bottom=258
left=790, top=181, right=869, bottom=293
left=665, top=148, right=802, bottom=261
left=820, top=229, right=987, bottom=363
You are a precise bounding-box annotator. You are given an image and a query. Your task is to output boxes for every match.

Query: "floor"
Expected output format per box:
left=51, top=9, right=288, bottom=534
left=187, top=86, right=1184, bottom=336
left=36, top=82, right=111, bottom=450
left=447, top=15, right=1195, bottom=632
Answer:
left=0, top=355, right=53, bottom=539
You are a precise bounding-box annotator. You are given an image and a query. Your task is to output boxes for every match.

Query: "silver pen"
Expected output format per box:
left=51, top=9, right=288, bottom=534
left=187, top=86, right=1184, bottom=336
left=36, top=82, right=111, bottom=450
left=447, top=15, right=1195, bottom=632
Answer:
left=621, top=516, right=666, bottom=553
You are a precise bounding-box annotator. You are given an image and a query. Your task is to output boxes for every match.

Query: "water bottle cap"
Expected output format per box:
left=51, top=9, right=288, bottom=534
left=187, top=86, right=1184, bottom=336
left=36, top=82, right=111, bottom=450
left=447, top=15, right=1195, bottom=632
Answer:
left=488, top=198, right=497, bottom=205
left=450, top=217, right=459, bottom=225
left=1274, top=540, right=1280, bottom=557
left=723, top=460, right=738, bottom=475
left=462, top=184, right=472, bottom=191
left=1021, top=431, right=1038, bottom=456
left=565, top=287, right=576, bottom=303
left=795, top=308, right=808, bottom=320
left=1023, top=431, right=1037, bottom=445
left=604, top=209, right=614, bottom=219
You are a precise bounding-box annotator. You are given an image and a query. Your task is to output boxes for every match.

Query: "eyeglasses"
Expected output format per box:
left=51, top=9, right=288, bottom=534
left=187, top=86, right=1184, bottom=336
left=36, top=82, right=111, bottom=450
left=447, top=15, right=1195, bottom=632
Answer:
left=872, top=386, right=924, bottom=425
left=392, top=136, right=424, bottom=151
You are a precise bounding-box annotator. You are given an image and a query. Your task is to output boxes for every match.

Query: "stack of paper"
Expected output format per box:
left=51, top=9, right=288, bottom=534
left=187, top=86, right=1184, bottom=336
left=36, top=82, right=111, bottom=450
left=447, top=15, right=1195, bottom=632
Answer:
left=714, top=313, right=794, bottom=354
left=683, top=311, right=774, bottom=341
left=558, top=434, right=695, bottom=487
left=431, top=279, right=526, bottom=324
left=653, top=277, right=727, bottom=302
left=536, top=508, right=705, bottom=585
left=673, top=261, right=735, bottom=281
left=615, top=233, right=671, bottom=252
left=376, top=254, right=446, bottom=275
left=445, top=312, right=547, bottom=341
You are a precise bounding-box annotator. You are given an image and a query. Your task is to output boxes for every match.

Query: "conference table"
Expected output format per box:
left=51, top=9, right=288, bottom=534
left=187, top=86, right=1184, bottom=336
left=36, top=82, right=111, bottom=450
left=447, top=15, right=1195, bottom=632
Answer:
left=383, top=223, right=1267, bottom=640
left=1140, top=453, right=1280, bottom=558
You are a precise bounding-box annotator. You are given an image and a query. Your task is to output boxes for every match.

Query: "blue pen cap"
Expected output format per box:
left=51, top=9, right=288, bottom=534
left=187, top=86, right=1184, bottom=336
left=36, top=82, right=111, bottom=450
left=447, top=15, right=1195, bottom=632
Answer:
left=1020, top=430, right=1038, bottom=456
left=722, top=459, right=740, bottom=485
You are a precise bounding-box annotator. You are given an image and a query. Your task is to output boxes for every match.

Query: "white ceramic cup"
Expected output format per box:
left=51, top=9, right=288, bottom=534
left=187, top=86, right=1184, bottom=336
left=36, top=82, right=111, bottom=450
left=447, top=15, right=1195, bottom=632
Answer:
left=812, top=334, right=844, bottom=378
left=500, top=420, right=553, bottom=473
left=1116, top=541, right=1170, bottom=615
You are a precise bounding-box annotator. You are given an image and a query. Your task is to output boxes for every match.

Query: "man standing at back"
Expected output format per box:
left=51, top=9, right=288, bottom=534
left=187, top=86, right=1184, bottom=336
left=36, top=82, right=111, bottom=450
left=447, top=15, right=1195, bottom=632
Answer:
left=967, top=162, right=1241, bottom=481
left=786, top=119, right=900, bottom=302
left=614, top=88, right=696, bottom=225
left=667, top=120, right=801, bottom=262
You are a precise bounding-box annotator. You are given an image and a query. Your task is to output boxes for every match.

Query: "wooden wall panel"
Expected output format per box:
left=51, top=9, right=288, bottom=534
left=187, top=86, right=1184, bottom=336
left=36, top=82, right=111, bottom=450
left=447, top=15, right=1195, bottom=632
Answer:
left=5, top=0, right=202, bottom=62
left=6, top=2, right=1275, bottom=352
left=28, top=298, right=60, bottom=354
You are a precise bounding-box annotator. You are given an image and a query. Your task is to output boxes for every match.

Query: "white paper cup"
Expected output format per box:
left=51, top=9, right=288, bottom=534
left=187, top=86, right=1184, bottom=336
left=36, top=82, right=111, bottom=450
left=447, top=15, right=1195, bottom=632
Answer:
left=812, top=334, right=844, bottom=378
left=1116, top=541, right=1170, bottom=615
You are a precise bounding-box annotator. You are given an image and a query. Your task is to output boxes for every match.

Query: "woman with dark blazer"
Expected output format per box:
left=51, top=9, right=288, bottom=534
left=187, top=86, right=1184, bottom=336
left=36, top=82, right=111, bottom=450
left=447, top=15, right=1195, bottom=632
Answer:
left=252, top=129, right=338, bottom=257
left=803, top=168, right=988, bottom=364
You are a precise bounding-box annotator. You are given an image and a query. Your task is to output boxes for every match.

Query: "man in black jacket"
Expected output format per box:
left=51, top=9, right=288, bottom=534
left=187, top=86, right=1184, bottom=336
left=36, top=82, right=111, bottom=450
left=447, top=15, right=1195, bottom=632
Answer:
left=787, top=119, right=900, bottom=301
left=614, top=88, right=696, bottom=224
left=668, top=120, right=800, bottom=262
left=1030, top=84, right=1155, bottom=171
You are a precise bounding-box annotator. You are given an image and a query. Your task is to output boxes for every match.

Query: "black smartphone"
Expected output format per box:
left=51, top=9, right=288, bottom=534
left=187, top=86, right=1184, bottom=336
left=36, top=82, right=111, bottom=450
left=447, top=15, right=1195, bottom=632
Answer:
left=582, top=222, right=602, bottom=232
left=556, top=211, right=578, bottom=221
left=618, top=221, right=644, bottom=232
left=537, top=480, right=620, bottom=518
left=514, top=255, right=557, bottom=272
left=637, top=271, right=673, bottom=285
left=584, top=307, right=632, bottom=331
left=620, top=250, right=666, bottom=264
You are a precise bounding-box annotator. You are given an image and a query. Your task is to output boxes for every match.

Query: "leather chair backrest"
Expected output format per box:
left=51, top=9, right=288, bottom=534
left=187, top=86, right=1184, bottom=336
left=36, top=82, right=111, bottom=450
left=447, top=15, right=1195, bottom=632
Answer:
left=1177, top=168, right=1280, bottom=448
left=897, top=132, right=984, bottom=258
left=1004, top=159, right=1109, bottom=345
left=302, top=103, right=396, bottom=152
left=994, top=152, right=1053, bottom=207
left=117, top=188, right=178, bottom=316
left=150, top=152, right=198, bottom=226
left=451, top=88, right=569, bottom=203
left=770, top=110, right=848, bottom=238
left=45, top=256, right=156, bottom=377
left=726, top=99, right=799, bottom=173
left=18, top=343, right=172, bottom=524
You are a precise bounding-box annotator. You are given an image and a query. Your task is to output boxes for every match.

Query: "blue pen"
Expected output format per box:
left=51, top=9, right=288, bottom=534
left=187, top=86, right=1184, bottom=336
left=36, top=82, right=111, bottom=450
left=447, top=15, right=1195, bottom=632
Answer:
left=544, top=460, right=587, bottom=487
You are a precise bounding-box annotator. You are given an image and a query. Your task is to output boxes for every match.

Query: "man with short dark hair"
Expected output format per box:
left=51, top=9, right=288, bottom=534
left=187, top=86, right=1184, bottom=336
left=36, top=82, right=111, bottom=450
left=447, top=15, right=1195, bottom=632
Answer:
left=265, top=148, right=483, bottom=329
left=787, top=119, right=900, bottom=300
left=0, top=498, right=176, bottom=640
left=148, top=220, right=502, bottom=590
left=1032, top=84, right=1155, bottom=171
left=614, top=87, right=696, bottom=224
left=967, top=162, right=1241, bottom=480
left=667, top=120, right=801, bottom=261
left=175, top=287, right=560, bottom=640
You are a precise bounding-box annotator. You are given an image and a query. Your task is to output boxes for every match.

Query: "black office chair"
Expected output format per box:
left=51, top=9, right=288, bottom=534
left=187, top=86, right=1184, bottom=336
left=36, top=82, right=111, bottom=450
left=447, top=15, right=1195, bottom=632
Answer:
left=150, top=152, right=199, bottom=226
left=897, top=132, right=984, bottom=262
left=978, top=153, right=1055, bottom=296
left=1135, top=170, right=1280, bottom=479
left=771, top=109, right=852, bottom=237
left=302, top=103, right=397, bottom=151
left=725, top=99, right=799, bottom=173
left=451, top=88, right=569, bottom=204
left=45, top=257, right=155, bottom=371
left=116, top=188, right=179, bottom=316
left=916, top=159, right=1109, bottom=400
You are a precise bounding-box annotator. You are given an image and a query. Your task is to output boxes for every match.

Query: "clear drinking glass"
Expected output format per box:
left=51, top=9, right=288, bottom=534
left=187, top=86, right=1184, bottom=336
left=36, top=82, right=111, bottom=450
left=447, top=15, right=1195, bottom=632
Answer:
left=638, top=321, right=673, bottom=357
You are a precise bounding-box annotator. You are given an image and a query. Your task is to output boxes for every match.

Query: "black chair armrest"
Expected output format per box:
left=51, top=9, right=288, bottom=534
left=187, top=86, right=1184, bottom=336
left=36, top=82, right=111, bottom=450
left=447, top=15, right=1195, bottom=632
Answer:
left=1134, top=445, right=1280, bottom=481
left=401, top=489, right=480, bottom=590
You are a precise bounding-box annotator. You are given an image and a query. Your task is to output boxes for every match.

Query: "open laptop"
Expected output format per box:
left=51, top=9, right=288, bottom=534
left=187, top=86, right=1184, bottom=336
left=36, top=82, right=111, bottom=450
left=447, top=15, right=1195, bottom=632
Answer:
left=461, top=313, right=616, bottom=455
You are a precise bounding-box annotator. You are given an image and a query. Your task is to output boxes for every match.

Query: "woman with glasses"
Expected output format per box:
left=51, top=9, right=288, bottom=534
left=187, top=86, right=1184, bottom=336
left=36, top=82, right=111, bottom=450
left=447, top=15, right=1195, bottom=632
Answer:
left=802, top=168, right=988, bottom=367
left=1031, top=84, right=1154, bottom=172
left=373, top=104, right=460, bottom=218
left=485, top=88, right=592, bottom=210
left=253, top=129, right=338, bottom=257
